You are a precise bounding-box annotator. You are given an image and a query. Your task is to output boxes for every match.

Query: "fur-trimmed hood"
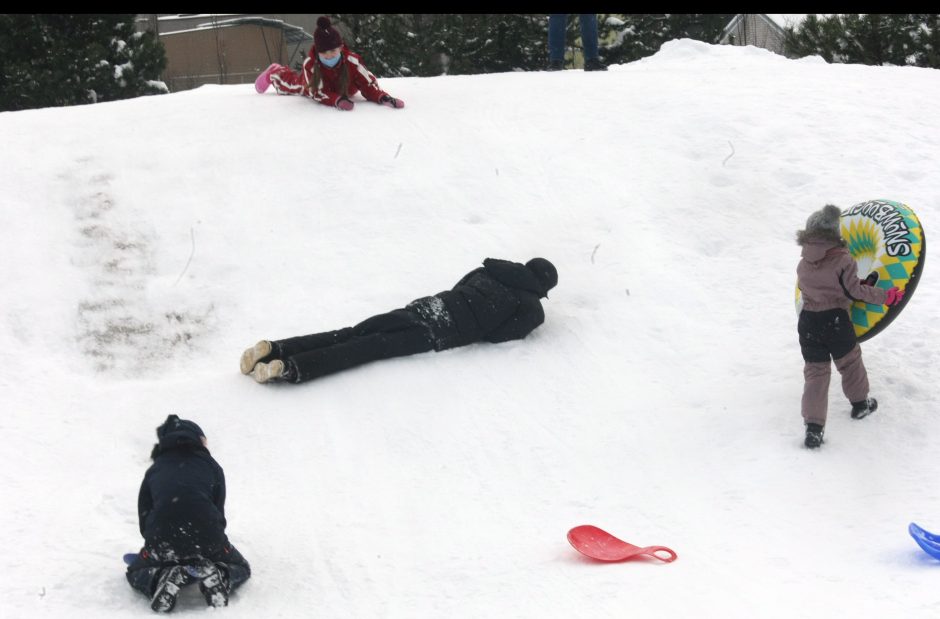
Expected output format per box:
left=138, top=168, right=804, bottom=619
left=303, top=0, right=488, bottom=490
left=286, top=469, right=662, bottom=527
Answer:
left=797, top=204, right=842, bottom=248
left=799, top=236, right=848, bottom=264
left=796, top=227, right=845, bottom=249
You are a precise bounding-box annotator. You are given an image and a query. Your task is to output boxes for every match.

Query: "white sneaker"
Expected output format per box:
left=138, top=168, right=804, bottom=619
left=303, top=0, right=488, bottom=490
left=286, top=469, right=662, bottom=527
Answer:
left=252, top=359, right=285, bottom=384
left=240, top=340, right=272, bottom=374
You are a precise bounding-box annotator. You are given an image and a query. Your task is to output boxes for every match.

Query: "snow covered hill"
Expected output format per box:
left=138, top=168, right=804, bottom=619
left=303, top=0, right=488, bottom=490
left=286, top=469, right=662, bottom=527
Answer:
left=1, top=39, right=939, bottom=617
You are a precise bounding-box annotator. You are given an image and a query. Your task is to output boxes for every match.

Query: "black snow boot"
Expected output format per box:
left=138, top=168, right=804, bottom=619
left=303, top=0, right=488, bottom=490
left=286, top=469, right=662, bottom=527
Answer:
left=851, top=398, right=878, bottom=420
left=192, top=559, right=230, bottom=608
left=804, top=423, right=825, bottom=449
left=151, top=565, right=193, bottom=612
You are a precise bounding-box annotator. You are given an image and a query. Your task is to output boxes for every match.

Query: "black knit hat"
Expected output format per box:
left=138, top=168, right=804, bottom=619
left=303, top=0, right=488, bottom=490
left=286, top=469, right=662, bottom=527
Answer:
left=525, top=258, right=558, bottom=296
left=156, top=414, right=205, bottom=440
left=314, top=16, right=343, bottom=52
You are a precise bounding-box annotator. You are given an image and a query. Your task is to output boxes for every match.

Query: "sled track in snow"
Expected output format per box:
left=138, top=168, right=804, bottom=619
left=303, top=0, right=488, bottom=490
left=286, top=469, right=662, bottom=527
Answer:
left=65, top=160, right=215, bottom=375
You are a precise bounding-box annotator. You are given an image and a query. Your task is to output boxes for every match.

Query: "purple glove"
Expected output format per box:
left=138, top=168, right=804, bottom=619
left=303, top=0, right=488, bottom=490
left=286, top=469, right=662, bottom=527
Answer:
left=379, top=94, right=405, bottom=109
left=885, top=286, right=905, bottom=306
left=336, top=96, right=354, bottom=111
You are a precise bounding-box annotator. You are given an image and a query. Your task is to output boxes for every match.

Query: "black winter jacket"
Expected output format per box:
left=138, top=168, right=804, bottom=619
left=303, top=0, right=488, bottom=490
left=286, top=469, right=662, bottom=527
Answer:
left=138, top=426, right=228, bottom=557
left=424, top=258, right=548, bottom=350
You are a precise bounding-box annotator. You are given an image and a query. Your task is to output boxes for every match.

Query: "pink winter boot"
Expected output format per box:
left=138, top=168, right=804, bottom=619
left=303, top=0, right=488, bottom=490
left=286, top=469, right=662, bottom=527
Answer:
left=254, top=63, right=283, bottom=94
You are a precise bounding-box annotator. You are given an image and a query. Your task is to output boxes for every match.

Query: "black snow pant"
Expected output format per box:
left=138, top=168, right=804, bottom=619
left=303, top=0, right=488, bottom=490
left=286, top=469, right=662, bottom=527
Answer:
left=126, top=541, right=251, bottom=597
left=798, top=308, right=870, bottom=426
left=274, top=307, right=436, bottom=383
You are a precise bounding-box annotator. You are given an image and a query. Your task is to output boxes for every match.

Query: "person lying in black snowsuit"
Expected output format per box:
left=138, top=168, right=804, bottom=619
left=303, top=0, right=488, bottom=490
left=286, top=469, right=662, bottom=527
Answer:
left=126, top=415, right=251, bottom=612
left=240, top=257, right=558, bottom=384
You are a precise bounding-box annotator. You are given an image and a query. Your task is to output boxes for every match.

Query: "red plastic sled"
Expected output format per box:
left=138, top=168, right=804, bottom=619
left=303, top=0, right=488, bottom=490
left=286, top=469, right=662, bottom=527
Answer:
left=567, top=525, right=677, bottom=563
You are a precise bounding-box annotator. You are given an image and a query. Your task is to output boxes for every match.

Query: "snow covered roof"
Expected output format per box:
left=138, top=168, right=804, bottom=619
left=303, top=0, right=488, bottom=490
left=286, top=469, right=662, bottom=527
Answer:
left=721, top=14, right=786, bottom=40
left=160, top=15, right=312, bottom=44
left=765, top=14, right=809, bottom=29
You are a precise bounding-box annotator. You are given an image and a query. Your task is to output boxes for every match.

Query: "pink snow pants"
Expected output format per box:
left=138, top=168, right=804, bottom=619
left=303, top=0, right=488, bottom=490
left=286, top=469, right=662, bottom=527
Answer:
left=801, top=344, right=870, bottom=426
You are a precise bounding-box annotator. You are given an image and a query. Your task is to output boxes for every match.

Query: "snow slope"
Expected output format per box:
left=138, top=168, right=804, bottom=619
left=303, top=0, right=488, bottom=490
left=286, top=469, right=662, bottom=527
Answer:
left=1, top=39, right=939, bottom=617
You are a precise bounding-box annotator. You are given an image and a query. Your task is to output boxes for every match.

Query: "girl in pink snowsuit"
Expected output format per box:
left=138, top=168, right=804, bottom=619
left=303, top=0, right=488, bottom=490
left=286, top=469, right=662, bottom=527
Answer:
left=254, top=16, right=404, bottom=111
left=796, top=204, right=903, bottom=448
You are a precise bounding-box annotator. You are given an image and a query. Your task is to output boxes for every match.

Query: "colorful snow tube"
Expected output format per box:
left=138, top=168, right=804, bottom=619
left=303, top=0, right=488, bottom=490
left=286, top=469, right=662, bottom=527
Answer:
left=795, top=199, right=925, bottom=342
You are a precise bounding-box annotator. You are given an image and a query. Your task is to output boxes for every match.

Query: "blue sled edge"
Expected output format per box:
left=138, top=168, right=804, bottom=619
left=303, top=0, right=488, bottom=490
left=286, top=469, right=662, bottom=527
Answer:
left=909, top=523, right=940, bottom=560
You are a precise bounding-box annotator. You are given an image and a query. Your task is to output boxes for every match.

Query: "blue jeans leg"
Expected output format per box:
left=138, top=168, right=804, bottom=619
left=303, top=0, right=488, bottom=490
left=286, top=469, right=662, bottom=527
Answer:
left=578, top=14, right=599, bottom=60
left=548, top=14, right=568, bottom=62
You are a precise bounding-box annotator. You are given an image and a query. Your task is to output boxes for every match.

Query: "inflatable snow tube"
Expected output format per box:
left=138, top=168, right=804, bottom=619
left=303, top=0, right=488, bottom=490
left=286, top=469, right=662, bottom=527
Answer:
left=795, top=199, right=925, bottom=342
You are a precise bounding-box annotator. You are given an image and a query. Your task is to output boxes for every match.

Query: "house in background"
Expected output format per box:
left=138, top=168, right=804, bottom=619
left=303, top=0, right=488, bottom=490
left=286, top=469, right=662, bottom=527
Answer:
left=718, top=14, right=805, bottom=58
left=137, top=14, right=320, bottom=92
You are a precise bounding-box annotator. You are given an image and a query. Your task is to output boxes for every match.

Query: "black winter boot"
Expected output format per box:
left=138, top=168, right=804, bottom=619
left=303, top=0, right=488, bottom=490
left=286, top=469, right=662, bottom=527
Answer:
left=196, top=560, right=230, bottom=607
left=804, top=423, right=825, bottom=448
left=584, top=58, right=608, bottom=71
left=851, top=398, right=878, bottom=419
left=151, top=565, right=192, bottom=612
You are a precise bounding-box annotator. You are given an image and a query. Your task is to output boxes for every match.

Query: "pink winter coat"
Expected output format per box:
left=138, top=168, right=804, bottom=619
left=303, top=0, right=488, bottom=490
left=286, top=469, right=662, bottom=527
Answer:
left=797, top=239, right=887, bottom=311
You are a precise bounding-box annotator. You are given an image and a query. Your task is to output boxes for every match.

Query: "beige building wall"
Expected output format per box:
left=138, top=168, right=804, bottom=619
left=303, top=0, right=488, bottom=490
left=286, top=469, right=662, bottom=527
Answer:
left=161, top=24, right=296, bottom=91
left=140, top=15, right=325, bottom=92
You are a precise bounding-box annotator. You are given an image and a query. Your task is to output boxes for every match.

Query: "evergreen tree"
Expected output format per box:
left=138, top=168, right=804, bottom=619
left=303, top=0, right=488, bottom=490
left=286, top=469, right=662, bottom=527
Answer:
left=332, top=14, right=744, bottom=77
left=781, top=15, right=844, bottom=63
left=439, top=14, right=548, bottom=74
left=336, top=14, right=417, bottom=77
left=0, top=14, right=167, bottom=112
left=911, top=14, right=940, bottom=67
left=400, top=14, right=453, bottom=76
left=785, top=14, right=940, bottom=69
left=336, top=14, right=453, bottom=77
left=335, top=14, right=548, bottom=77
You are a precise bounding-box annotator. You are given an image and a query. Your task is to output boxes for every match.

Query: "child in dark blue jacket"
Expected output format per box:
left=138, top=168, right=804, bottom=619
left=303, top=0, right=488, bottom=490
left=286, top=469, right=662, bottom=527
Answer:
left=126, top=415, right=251, bottom=612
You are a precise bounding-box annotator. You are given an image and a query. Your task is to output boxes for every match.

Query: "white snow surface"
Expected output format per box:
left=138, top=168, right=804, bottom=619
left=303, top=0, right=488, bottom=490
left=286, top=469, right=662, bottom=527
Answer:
left=1, top=39, right=939, bottom=617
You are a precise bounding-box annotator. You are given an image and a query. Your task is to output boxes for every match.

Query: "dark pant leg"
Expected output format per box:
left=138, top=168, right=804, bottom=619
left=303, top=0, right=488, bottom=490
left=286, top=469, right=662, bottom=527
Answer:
left=274, top=307, right=422, bottom=360
left=212, top=543, right=251, bottom=591
left=128, top=543, right=251, bottom=597
left=548, top=14, right=568, bottom=61
left=275, top=327, right=355, bottom=358
left=125, top=549, right=164, bottom=597
left=287, top=310, right=434, bottom=383
left=577, top=14, right=600, bottom=59
left=352, top=308, right=428, bottom=335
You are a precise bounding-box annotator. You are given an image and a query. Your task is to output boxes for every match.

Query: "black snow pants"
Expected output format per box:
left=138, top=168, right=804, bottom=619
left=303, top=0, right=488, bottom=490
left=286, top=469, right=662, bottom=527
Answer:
left=797, top=308, right=870, bottom=425
left=275, top=307, right=436, bottom=383
left=126, top=542, right=251, bottom=597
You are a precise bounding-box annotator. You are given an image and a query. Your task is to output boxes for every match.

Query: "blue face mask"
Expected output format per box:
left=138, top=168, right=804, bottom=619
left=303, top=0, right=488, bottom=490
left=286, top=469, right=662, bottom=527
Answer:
left=319, top=53, right=341, bottom=68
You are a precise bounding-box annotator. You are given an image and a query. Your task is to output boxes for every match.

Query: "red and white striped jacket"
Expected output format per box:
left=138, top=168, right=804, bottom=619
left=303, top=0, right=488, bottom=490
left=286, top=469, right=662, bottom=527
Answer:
left=270, top=46, right=388, bottom=108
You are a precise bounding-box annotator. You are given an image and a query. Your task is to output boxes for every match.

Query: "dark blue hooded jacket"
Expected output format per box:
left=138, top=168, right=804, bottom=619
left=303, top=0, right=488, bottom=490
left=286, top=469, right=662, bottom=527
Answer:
left=137, top=415, right=228, bottom=557
left=419, top=258, right=556, bottom=350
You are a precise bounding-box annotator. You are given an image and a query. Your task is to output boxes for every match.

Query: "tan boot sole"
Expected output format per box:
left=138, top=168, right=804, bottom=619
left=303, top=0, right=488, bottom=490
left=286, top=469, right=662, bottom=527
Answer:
left=252, top=359, right=285, bottom=384
left=240, top=340, right=273, bottom=374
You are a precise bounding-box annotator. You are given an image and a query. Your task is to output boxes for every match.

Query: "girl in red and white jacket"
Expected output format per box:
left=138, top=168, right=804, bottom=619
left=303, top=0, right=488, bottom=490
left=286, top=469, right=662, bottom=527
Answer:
left=254, top=16, right=404, bottom=112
